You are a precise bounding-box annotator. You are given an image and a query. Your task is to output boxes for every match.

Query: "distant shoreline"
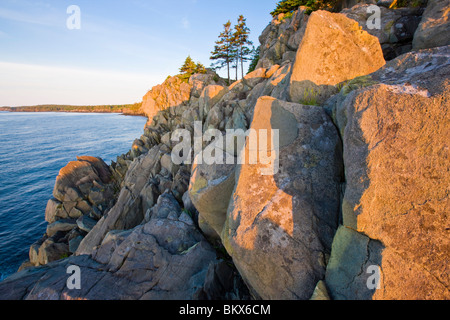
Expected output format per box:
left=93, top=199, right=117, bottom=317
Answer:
left=0, top=109, right=146, bottom=117
left=0, top=103, right=146, bottom=117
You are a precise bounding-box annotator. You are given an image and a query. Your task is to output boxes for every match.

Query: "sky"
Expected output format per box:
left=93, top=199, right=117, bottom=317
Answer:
left=0, top=0, right=278, bottom=107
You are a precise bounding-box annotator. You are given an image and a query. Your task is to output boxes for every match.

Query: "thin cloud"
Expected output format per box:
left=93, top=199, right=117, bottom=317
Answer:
left=0, top=7, right=60, bottom=27
left=181, top=17, right=190, bottom=30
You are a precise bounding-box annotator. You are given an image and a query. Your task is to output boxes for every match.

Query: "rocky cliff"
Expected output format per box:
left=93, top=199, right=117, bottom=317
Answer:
left=0, top=1, right=449, bottom=300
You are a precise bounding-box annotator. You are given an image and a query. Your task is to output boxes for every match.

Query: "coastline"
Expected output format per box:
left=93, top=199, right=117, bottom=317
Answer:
left=0, top=104, right=145, bottom=117
left=0, top=110, right=147, bottom=117
left=0, top=112, right=148, bottom=281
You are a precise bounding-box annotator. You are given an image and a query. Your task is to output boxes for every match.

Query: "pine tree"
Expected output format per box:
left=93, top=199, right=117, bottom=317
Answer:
left=210, top=21, right=237, bottom=84
left=247, top=46, right=260, bottom=74
left=234, top=15, right=253, bottom=79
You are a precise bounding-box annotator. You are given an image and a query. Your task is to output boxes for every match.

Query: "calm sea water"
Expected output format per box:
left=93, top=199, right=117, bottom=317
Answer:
left=0, top=112, right=147, bottom=281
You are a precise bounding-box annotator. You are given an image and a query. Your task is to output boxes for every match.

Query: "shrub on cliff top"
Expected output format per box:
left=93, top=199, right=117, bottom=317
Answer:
left=179, top=56, right=207, bottom=82
left=271, top=0, right=337, bottom=16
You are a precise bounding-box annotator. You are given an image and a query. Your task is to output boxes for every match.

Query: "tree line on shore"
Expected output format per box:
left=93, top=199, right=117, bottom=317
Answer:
left=0, top=103, right=144, bottom=115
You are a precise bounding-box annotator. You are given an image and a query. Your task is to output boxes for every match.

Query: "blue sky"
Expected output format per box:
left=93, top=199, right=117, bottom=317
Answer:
left=0, top=0, right=277, bottom=106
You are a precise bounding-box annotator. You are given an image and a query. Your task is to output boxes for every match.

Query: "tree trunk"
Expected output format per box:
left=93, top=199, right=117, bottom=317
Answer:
left=226, top=49, right=230, bottom=84
left=236, top=55, right=239, bottom=81
left=241, top=47, right=244, bottom=79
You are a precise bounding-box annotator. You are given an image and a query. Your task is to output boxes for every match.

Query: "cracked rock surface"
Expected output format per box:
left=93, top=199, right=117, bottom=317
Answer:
left=221, top=97, right=343, bottom=300
left=325, top=46, right=450, bottom=300
left=0, top=193, right=220, bottom=300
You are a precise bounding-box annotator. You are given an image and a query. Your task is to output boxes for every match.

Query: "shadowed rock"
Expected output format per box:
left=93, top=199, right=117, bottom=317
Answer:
left=76, top=146, right=163, bottom=256
left=413, top=0, right=450, bottom=50
left=341, top=4, right=423, bottom=60
left=257, top=7, right=310, bottom=69
left=0, top=193, right=223, bottom=300
left=189, top=149, right=237, bottom=240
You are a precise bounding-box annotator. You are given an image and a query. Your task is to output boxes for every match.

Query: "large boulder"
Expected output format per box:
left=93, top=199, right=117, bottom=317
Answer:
left=46, top=219, right=78, bottom=237
left=52, top=156, right=113, bottom=207
left=203, top=104, right=225, bottom=131
left=413, top=0, right=450, bottom=50
left=241, top=68, right=268, bottom=89
left=290, top=10, right=386, bottom=105
left=37, top=238, right=69, bottom=266
left=222, top=96, right=343, bottom=300
left=44, top=198, right=66, bottom=224
left=325, top=46, right=450, bottom=300
left=189, top=72, right=224, bottom=98
left=243, top=64, right=293, bottom=121
left=189, top=148, right=237, bottom=240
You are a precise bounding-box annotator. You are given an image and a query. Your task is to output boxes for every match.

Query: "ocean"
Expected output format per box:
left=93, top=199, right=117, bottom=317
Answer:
left=0, top=112, right=147, bottom=281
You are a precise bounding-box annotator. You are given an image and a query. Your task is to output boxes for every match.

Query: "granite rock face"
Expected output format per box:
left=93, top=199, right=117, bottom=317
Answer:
left=289, top=10, right=386, bottom=105
left=49, top=156, right=114, bottom=223
left=141, top=76, right=193, bottom=121
left=189, top=149, right=237, bottom=240
left=341, top=4, right=423, bottom=60
left=326, top=45, right=450, bottom=300
left=257, top=7, right=310, bottom=69
left=0, top=193, right=221, bottom=300
left=413, top=0, right=450, bottom=50
left=28, top=156, right=115, bottom=267
left=76, top=146, right=163, bottom=256
left=221, top=97, right=343, bottom=300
